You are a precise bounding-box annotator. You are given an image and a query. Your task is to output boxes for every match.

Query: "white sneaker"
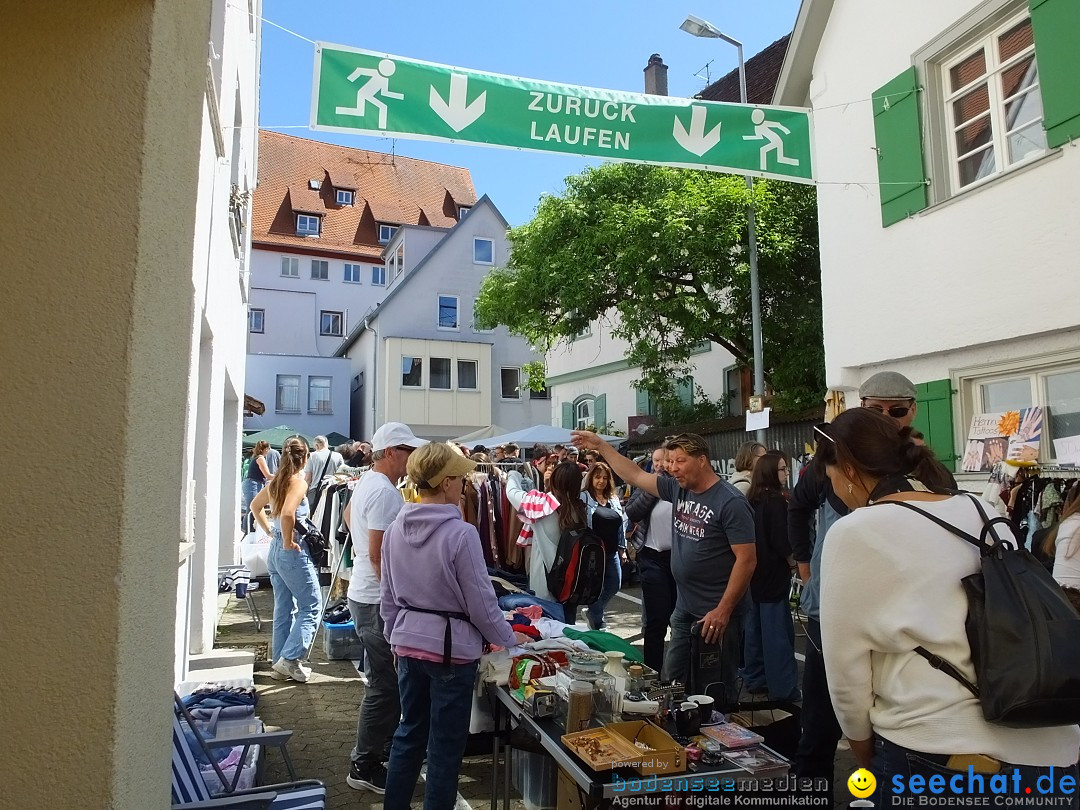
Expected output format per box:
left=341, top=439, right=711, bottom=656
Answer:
left=272, top=658, right=311, bottom=682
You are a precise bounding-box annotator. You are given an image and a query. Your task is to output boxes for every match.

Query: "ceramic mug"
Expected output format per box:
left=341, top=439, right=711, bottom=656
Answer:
left=687, top=694, right=715, bottom=723
left=674, top=701, right=700, bottom=736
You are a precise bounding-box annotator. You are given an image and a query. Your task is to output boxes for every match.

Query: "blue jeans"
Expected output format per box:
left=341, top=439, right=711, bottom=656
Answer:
left=266, top=535, right=321, bottom=662
left=741, top=599, right=800, bottom=700
left=239, top=479, right=261, bottom=531
left=664, top=607, right=742, bottom=709
left=384, top=656, right=479, bottom=810
left=584, top=551, right=622, bottom=630
left=869, top=736, right=1079, bottom=808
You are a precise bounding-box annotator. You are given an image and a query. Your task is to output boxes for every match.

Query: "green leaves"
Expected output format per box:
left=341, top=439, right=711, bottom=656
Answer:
left=476, top=162, right=825, bottom=412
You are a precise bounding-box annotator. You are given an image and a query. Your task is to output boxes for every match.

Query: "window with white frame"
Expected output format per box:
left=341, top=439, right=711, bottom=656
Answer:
left=308, top=376, right=332, bottom=414
left=276, top=375, right=300, bottom=413
left=320, top=310, right=343, bottom=336
left=501, top=367, right=521, bottom=400
left=576, top=397, right=595, bottom=429
left=395, top=244, right=404, bottom=277
left=336, top=188, right=354, bottom=206
left=957, top=354, right=1080, bottom=461
left=430, top=358, right=451, bottom=390
left=474, top=238, right=494, bottom=264
left=458, top=206, right=471, bottom=218
left=311, top=259, right=329, bottom=280
left=248, top=308, right=264, bottom=333
left=296, top=214, right=320, bottom=236
left=402, top=356, right=423, bottom=387
left=942, top=13, right=1046, bottom=191
left=378, top=224, right=398, bottom=244
left=531, top=386, right=550, bottom=400
left=372, top=264, right=386, bottom=286
left=280, top=256, right=299, bottom=278
left=437, top=295, right=459, bottom=329
left=457, top=360, right=478, bottom=390
left=344, top=263, right=362, bottom=283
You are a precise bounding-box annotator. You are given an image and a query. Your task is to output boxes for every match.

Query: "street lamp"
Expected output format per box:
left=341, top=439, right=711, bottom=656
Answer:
left=681, top=14, right=766, bottom=443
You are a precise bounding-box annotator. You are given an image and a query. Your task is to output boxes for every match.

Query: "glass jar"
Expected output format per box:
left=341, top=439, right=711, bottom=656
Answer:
left=556, top=652, right=616, bottom=726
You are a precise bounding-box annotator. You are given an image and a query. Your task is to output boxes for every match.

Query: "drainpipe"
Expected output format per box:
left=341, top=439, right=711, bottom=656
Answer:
left=364, top=318, right=378, bottom=433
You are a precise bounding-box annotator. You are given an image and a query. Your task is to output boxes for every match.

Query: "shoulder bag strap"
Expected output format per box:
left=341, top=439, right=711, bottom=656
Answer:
left=309, top=451, right=336, bottom=513
left=872, top=498, right=985, bottom=551
left=913, top=646, right=980, bottom=697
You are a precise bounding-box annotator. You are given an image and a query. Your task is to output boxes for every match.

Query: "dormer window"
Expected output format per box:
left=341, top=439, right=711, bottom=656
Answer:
left=378, top=224, right=398, bottom=244
left=308, top=179, right=321, bottom=190
left=336, top=188, right=354, bottom=206
left=458, top=206, right=471, bottom=218
left=296, top=214, right=321, bottom=237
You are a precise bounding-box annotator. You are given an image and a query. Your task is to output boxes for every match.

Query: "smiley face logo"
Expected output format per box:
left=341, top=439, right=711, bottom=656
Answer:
left=848, top=768, right=877, bottom=799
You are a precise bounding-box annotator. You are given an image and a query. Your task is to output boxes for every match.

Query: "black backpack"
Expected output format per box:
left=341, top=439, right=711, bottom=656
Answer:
left=546, top=526, right=606, bottom=605
left=882, top=495, right=1080, bottom=728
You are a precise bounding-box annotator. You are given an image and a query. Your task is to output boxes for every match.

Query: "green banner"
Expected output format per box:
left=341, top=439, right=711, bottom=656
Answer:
left=311, top=43, right=814, bottom=183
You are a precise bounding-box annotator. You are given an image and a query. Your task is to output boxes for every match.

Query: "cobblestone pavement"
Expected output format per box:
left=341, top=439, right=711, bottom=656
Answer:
left=215, top=581, right=856, bottom=808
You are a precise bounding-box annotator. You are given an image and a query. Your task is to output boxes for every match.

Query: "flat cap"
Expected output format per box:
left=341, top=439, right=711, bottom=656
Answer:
left=859, top=371, right=916, bottom=400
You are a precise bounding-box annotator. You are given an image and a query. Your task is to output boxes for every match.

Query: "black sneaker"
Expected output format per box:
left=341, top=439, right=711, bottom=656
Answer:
left=347, top=762, right=387, bottom=794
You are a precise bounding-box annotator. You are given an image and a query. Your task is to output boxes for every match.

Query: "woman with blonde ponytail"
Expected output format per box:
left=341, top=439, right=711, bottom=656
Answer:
left=251, top=437, right=321, bottom=682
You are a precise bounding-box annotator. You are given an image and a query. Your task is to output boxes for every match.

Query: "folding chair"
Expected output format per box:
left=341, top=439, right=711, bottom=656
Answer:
left=220, top=565, right=262, bottom=631
left=172, top=701, right=324, bottom=810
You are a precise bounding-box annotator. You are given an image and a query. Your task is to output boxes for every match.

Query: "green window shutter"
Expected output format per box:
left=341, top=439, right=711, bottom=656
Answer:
left=561, top=402, right=573, bottom=429
left=594, top=394, right=607, bottom=431
left=635, top=388, right=650, bottom=416
left=1030, top=0, right=1080, bottom=148
left=872, top=67, right=929, bottom=227
left=912, top=379, right=956, bottom=472
left=676, top=377, right=694, bottom=408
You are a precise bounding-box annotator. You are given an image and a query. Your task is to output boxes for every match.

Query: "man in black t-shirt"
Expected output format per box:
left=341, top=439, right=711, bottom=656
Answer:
left=573, top=431, right=756, bottom=701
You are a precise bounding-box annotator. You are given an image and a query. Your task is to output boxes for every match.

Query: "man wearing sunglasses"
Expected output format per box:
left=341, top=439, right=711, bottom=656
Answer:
left=345, top=422, right=428, bottom=794
left=788, top=371, right=955, bottom=799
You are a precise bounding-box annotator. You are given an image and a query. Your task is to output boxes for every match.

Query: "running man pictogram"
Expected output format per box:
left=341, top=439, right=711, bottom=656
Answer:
left=335, top=58, right=405, bottom=129
left=743, top=108, right=800, bottom=172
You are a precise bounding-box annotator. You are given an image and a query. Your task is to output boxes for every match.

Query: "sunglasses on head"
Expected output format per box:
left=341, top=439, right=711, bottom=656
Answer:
left=863, top=403, right=912, bottom=418
left=813, top=423, right=835, bottom=444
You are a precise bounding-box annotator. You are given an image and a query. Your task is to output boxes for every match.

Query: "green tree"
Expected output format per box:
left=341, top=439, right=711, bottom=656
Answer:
left=475, top=163, right=824, bottom=412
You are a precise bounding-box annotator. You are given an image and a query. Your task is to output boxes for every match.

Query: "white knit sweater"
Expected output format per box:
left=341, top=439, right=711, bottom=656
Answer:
left=820, top=495, right=1080, bottom=766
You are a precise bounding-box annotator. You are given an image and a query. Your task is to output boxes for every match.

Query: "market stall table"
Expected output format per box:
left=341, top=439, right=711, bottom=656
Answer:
left=486, top=684, right=790, bottom=810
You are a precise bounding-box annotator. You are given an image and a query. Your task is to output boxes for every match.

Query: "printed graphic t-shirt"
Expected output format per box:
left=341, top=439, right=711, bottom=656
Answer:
left=347, top=472, right=405, bottom=604
left=657, top=475, right=756, bottom=616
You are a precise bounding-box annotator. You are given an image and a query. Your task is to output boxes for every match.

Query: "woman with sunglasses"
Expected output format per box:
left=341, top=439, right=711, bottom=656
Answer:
left=815, top=408, right=1078, bottom=800
left=740, top=453, right=800, bottom=702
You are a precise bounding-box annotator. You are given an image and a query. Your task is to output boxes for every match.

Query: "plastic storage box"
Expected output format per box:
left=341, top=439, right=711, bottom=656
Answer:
left=323, top=620, right=365, bottom=662
left=512, top=748, right=557, bottom=810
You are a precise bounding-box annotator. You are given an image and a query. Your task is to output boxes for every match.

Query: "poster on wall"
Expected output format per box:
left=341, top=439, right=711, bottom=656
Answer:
left=961, top=407, right=1044, bottom=472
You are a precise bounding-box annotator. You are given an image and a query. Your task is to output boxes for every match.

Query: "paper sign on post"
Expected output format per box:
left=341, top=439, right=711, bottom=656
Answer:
left=745, top=408, right=771, bottom=432
left=1052, top=435, right=1080, bottom=466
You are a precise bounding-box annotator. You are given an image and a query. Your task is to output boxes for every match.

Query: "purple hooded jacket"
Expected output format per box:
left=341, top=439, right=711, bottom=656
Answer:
left=380, top=502, right=516, bottom=660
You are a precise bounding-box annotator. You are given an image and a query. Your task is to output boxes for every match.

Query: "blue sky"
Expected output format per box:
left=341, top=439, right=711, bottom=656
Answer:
left=258, top=1, right=800, bottom=226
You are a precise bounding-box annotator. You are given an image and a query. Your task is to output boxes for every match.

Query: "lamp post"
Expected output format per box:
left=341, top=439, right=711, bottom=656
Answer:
left=680, top=14, right=765, bottom=443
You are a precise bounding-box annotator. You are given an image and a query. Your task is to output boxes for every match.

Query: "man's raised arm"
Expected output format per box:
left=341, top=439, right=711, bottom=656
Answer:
left=571, top=431, right=659, bottom=497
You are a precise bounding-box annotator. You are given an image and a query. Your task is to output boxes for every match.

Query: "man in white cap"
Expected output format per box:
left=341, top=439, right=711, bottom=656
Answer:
left=345, top=422, right=428, bottom=794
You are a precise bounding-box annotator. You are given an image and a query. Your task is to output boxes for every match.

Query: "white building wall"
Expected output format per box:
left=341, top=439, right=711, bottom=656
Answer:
left=811, top=0, right=1080, bottom=390
left=247, top=248, right=387, bottom=356
left=176, top=0, right=260, bottom=669
left=245, top=354, right=352, bottom=437
left=547, top=316, right=737, bottom=433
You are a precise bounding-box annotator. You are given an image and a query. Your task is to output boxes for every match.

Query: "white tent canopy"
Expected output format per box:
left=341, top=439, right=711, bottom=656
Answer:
left=451, top=424, right=509, bottom=443
left=459, top=424, right=624, bottom=450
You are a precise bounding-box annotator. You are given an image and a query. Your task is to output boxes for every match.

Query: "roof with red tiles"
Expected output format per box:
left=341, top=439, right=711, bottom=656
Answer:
left=696, top=34, right=791, bottom=105
left=252, top=131, right=478, bottom=261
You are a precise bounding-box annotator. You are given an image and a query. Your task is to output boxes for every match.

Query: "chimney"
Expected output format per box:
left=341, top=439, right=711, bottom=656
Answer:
left=643, top=53, right=668, bottom=96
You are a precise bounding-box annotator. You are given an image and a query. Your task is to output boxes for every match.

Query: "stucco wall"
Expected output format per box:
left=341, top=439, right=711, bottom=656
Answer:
left=245, top=354, right=353, bottom=437
left=0, top=1, right=212, bottom=807
left=811, top=0, right=1080, bottom=388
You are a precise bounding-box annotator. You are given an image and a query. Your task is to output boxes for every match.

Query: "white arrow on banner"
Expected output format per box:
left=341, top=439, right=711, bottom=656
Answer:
left=429, top=73, right=487, bottom=132
left=672, top=106, right=722, bottom=157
